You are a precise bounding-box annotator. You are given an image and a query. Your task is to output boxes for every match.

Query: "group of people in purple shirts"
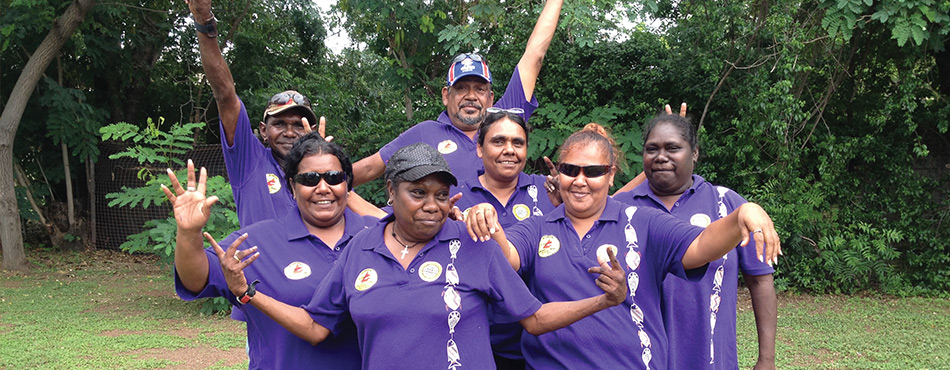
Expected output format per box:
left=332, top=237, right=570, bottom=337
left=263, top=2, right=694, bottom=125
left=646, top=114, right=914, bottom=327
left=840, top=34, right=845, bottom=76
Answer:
left=166, top=0, right=783, bottom=369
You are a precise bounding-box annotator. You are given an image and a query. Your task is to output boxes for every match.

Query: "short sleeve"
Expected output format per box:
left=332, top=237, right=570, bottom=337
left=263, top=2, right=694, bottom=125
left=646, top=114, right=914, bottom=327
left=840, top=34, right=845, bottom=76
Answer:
left=643, top=209, right=706, bottom=280
left=378, top=122, right=433, bottom=163
left=221, top=99, right=265, bottom=189
left=493, top=66, right=539, bottom=122
left=304, top=255, right=350, bottom=336
left=173, top=231, right=245, bottom=307
left=485, top=241, right=543, bottom=323
left=506, top=217, right=541, bottom=277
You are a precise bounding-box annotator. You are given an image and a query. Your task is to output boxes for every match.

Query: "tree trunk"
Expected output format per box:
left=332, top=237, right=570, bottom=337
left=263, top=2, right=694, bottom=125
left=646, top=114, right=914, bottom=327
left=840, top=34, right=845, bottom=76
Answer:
left=58, top=57, right=75, bottom=227
left=0, top=0, right=96, bottom=271
left=86, top=155, right=95, bottom=250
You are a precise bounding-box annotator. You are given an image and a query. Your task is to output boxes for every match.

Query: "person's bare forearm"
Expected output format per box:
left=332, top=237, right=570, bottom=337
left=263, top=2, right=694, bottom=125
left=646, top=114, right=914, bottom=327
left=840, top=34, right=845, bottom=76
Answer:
left=747, top=273, right=777, bottom=368
left=520, top=295, right=610, bottom=335
left=352, top=153, right=385, bottom=186
left=174, top=227, right=211, bottom=293
left=248, top=292, right=331, bottom=346
left=518, top=0, right=564, bottom=99
left=188, top=0, right=241, bottom=143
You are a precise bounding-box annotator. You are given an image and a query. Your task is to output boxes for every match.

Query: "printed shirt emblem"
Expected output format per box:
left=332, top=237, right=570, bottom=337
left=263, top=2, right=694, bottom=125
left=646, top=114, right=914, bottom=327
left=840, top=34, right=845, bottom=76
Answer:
left=438, top=140, right=458, bottom=154
left=283, top=262, right=311, bottom=280
left=266, top=173, right=281, bottom=194
left=419, top=261, right=443, bottom=282
left=596, top=244, right=619, bottom=265
left=538, top=235, right=560, bottom=257
left=690, top=213, right=712, bottom=227
left=354, top=268, right=378, bottom=291
left=513, top=204, right=531, bottom=221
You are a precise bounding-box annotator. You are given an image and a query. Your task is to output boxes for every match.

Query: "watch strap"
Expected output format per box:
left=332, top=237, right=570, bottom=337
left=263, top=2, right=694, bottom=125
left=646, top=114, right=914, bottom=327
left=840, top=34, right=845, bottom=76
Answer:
left=194, top=13, right=217, bottom=38
left=238, top=280, right=260, bottom=304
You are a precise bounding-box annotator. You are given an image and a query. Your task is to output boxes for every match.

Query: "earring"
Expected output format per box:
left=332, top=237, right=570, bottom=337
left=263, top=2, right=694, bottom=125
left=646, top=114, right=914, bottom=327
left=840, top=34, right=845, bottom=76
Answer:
left=387, top=198, right=393, bottom=206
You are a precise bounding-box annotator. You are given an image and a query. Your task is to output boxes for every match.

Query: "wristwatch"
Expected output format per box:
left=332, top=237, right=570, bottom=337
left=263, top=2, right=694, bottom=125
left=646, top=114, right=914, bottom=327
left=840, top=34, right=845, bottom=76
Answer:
left=194, top=13, right=218, bottom=38
left=238, top=280, right=260, bottom=304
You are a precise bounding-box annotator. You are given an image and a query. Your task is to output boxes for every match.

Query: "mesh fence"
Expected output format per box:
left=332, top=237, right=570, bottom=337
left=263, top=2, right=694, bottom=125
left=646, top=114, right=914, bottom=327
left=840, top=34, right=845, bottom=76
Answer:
left=95, top=143, right=228, bottom=251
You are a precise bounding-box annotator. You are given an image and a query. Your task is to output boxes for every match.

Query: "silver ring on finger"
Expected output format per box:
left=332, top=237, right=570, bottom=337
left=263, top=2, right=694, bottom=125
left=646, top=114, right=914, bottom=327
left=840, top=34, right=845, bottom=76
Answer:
left=186, top=186, right=197, bottom=192
left=233, top=254, right=241, bottom=263
left=753, top=228, right=763, bottom=234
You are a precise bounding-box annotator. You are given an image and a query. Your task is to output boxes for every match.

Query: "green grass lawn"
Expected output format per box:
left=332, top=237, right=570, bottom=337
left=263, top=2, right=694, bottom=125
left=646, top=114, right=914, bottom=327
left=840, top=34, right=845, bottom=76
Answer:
left=0, top=250, right=247, bottom=369
left=2, top=249, right=949, bottom=369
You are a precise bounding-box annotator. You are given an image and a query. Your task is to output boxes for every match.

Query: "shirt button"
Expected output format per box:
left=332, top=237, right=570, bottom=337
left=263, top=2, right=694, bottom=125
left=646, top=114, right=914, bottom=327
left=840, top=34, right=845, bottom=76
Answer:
left=335, top=247, right=340, bottom=251
left=409, top=268, right=415, bottom=273
left=503, top=212, right=508, bottom=216
left=585, top=235, right=591, bottom=239
left=674, top=202, right=680, bottom=207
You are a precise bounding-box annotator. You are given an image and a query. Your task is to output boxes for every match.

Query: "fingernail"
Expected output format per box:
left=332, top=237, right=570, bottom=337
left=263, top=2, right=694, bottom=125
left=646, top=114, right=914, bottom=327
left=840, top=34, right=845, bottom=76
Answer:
left=773, top=257, right=779, bottom=266
left=167, top=168, right=172, bottom=173
left=242, top=233, right=248, bottom=237
left=489, top=227, right=496, bottom=234
left=472, top=237, right=478, bottom=242
left=758, top=255, right=764, bottom=263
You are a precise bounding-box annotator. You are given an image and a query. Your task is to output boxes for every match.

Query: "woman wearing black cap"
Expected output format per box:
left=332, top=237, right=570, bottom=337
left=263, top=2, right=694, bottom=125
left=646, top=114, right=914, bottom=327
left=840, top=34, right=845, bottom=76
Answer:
left=209, top=143, right=629, bottom=370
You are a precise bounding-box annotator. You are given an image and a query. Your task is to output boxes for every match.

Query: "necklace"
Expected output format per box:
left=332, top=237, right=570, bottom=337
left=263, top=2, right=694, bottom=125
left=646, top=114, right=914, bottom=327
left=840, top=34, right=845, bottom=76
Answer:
left=391, top=224, right=421, bottom=260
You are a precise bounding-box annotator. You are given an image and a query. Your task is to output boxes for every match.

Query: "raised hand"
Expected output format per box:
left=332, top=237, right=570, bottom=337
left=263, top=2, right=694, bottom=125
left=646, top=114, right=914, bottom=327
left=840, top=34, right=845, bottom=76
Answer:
left=302, top=116, right=334, bottom=142
left=161, top=159, right=219, bottom=233
left=543, top=156, right=562, bottom=206
left=206, top=232, right=259, bottom=297
left=664, top=102, right=687, bottom=117
left=588, top=247, right=627, bottom=306
left=736, top=203, right=782, bottom=266
left=464, top=203, right=500, bottom=242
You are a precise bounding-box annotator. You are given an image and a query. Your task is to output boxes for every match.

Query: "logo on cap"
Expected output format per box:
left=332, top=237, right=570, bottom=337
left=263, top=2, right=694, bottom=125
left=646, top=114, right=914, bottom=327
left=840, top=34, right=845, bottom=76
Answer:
left=513, top=204, right=530, bottom=221
left=438, top=140, right=458, bottom=154
left=460, top=58, right=476, bottom=72
left=266, top=173, right=281, bottom=194
left=284, top=262, right=311, bottom=280
left=419, top=261, right=443, bottom=282
left=538, top=235, right=560, bottom=257
left=354, top=268, right=378, bottom=291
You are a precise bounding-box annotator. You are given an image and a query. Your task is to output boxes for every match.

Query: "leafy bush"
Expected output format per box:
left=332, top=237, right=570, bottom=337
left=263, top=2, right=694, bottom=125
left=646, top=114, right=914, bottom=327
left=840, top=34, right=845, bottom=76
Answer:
left=101, top=118, right=239, bottom=314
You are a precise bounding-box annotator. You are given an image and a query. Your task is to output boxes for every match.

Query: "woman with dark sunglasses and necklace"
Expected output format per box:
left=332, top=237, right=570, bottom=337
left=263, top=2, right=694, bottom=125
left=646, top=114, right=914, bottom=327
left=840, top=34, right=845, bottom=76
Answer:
left=166, top=132, right=378, bottom=369
left=465, top=123, right=783, bottom=369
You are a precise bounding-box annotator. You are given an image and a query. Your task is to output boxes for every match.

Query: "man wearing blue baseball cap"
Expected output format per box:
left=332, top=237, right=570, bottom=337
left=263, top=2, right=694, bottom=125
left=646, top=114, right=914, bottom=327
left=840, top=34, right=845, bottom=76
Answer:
left=352, top=0, right=565, bottom=185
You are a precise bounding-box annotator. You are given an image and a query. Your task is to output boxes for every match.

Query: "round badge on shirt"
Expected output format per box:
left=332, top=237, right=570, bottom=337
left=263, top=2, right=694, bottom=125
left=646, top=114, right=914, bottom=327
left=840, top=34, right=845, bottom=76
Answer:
left=266, top=173, right=281, bottom=194
left=690, top=213, right=712, bottom=227
left=596, top=244, right=619, bottom=265
left=538, top=235, right=560, bottom=257
left=513, top=204, right=531, bottom=221
left=419, top=261, right=443, bottom=282
left=438, top=140, right=458, bottom=154
left=354, top=268, right=378, bottom=291
left=284, top=262, right=311, bottom=280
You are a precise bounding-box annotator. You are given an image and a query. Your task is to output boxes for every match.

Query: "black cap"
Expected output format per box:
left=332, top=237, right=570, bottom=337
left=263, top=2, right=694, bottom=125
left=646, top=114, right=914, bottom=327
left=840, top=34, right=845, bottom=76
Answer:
left=385, top=143, right=458, bottom=186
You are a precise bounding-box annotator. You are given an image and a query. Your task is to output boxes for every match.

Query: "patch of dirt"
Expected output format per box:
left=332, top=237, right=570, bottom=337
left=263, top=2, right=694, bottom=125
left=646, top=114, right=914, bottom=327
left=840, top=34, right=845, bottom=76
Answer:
left=99, top=321, right=209, bottom=340
left=120, top=345, right=247, bottom=369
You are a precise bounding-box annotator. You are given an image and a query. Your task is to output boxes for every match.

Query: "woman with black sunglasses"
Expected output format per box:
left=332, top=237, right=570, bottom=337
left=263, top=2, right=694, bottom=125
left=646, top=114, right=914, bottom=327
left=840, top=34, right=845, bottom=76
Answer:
left=164, top=132, right=376, bottom=369
left=464, top=123, right=782, bottom=369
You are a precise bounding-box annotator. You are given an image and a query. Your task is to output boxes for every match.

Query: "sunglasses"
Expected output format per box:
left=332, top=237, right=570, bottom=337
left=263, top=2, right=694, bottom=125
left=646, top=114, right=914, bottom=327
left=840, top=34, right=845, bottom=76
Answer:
left=486, top=107, right=525, bottom=115
left=268, top=91, right=311, bottom=107
left=557, top=163, right=611, bottom=178
left=293, top=171, right=347, bottom=186
left=452, top=53, right=485, bottom=64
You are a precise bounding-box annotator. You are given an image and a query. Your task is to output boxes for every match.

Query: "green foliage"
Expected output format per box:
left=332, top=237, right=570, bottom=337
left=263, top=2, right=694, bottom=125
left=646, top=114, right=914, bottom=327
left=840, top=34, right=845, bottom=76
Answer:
left=101, top=119, right=239, bottom=314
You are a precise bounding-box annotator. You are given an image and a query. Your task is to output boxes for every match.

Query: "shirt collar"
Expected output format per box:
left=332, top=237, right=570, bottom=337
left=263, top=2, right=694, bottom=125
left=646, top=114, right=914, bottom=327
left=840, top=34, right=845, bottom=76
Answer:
left=630, top=174, right=706, bottom=203
left=545, top=197, right=623, bottom=225
left=285, top=208, right=364, bottom=246
left=465, top=170, right=535, bottom=192
left=365, top=214, right=463, bottom=252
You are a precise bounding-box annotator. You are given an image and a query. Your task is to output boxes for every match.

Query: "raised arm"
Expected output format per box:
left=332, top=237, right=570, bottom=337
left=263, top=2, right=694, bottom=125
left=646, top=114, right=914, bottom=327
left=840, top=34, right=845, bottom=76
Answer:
left=464, top=203, right=521, bottom=270
left=681, top=202, right=782, bottom=270
left=161, top=159, right=219, bottom=293
left=203, top=232, right=332, bottom=346
left=746, top=273, right=778, bottom=370
left=519, top=248, right=626, bottom=335
left=185, top=0, right=241, bottom=145
left=352, top=153, right=386, bottom=187
left=517, top=0, right=564, bottom=101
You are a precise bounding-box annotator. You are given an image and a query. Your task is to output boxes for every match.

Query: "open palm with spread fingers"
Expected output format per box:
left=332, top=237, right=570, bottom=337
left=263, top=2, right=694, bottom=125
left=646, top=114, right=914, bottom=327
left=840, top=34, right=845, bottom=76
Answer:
left=160, top=159, right=219, bottom=233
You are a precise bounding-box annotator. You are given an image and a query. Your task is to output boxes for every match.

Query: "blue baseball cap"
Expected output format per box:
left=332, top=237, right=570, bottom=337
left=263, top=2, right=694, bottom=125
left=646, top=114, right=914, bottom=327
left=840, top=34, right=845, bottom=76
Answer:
left=446, top=53, right=492, bottom=86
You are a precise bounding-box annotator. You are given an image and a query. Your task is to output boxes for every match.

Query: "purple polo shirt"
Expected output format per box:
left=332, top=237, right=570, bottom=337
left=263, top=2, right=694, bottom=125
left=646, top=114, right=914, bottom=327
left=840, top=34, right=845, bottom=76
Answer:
left=174, top=209, right=377, bottom=370
left=614, top=175, right=775, bottom=369
left=379, top=67, right=539, bottom=180
left=453, top=170, right=555, bottom=360
left=505, top=197, right=705, bottom=370
left=221, top=99, right=297, bottom=227
left=305, top=217, right=543, bottom=370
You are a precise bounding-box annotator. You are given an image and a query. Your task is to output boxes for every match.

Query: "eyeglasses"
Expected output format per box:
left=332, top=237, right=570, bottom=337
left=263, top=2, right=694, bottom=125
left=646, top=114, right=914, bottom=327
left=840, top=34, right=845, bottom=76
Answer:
left=452, top=53, right=485, bottom=64
left=486, top=107, right=525, bottom=115
left=293, top=171, right=347, bottom=186
left=557, top=163, right=611, bottom=178
left=268, top=91, right=311, bottom=108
